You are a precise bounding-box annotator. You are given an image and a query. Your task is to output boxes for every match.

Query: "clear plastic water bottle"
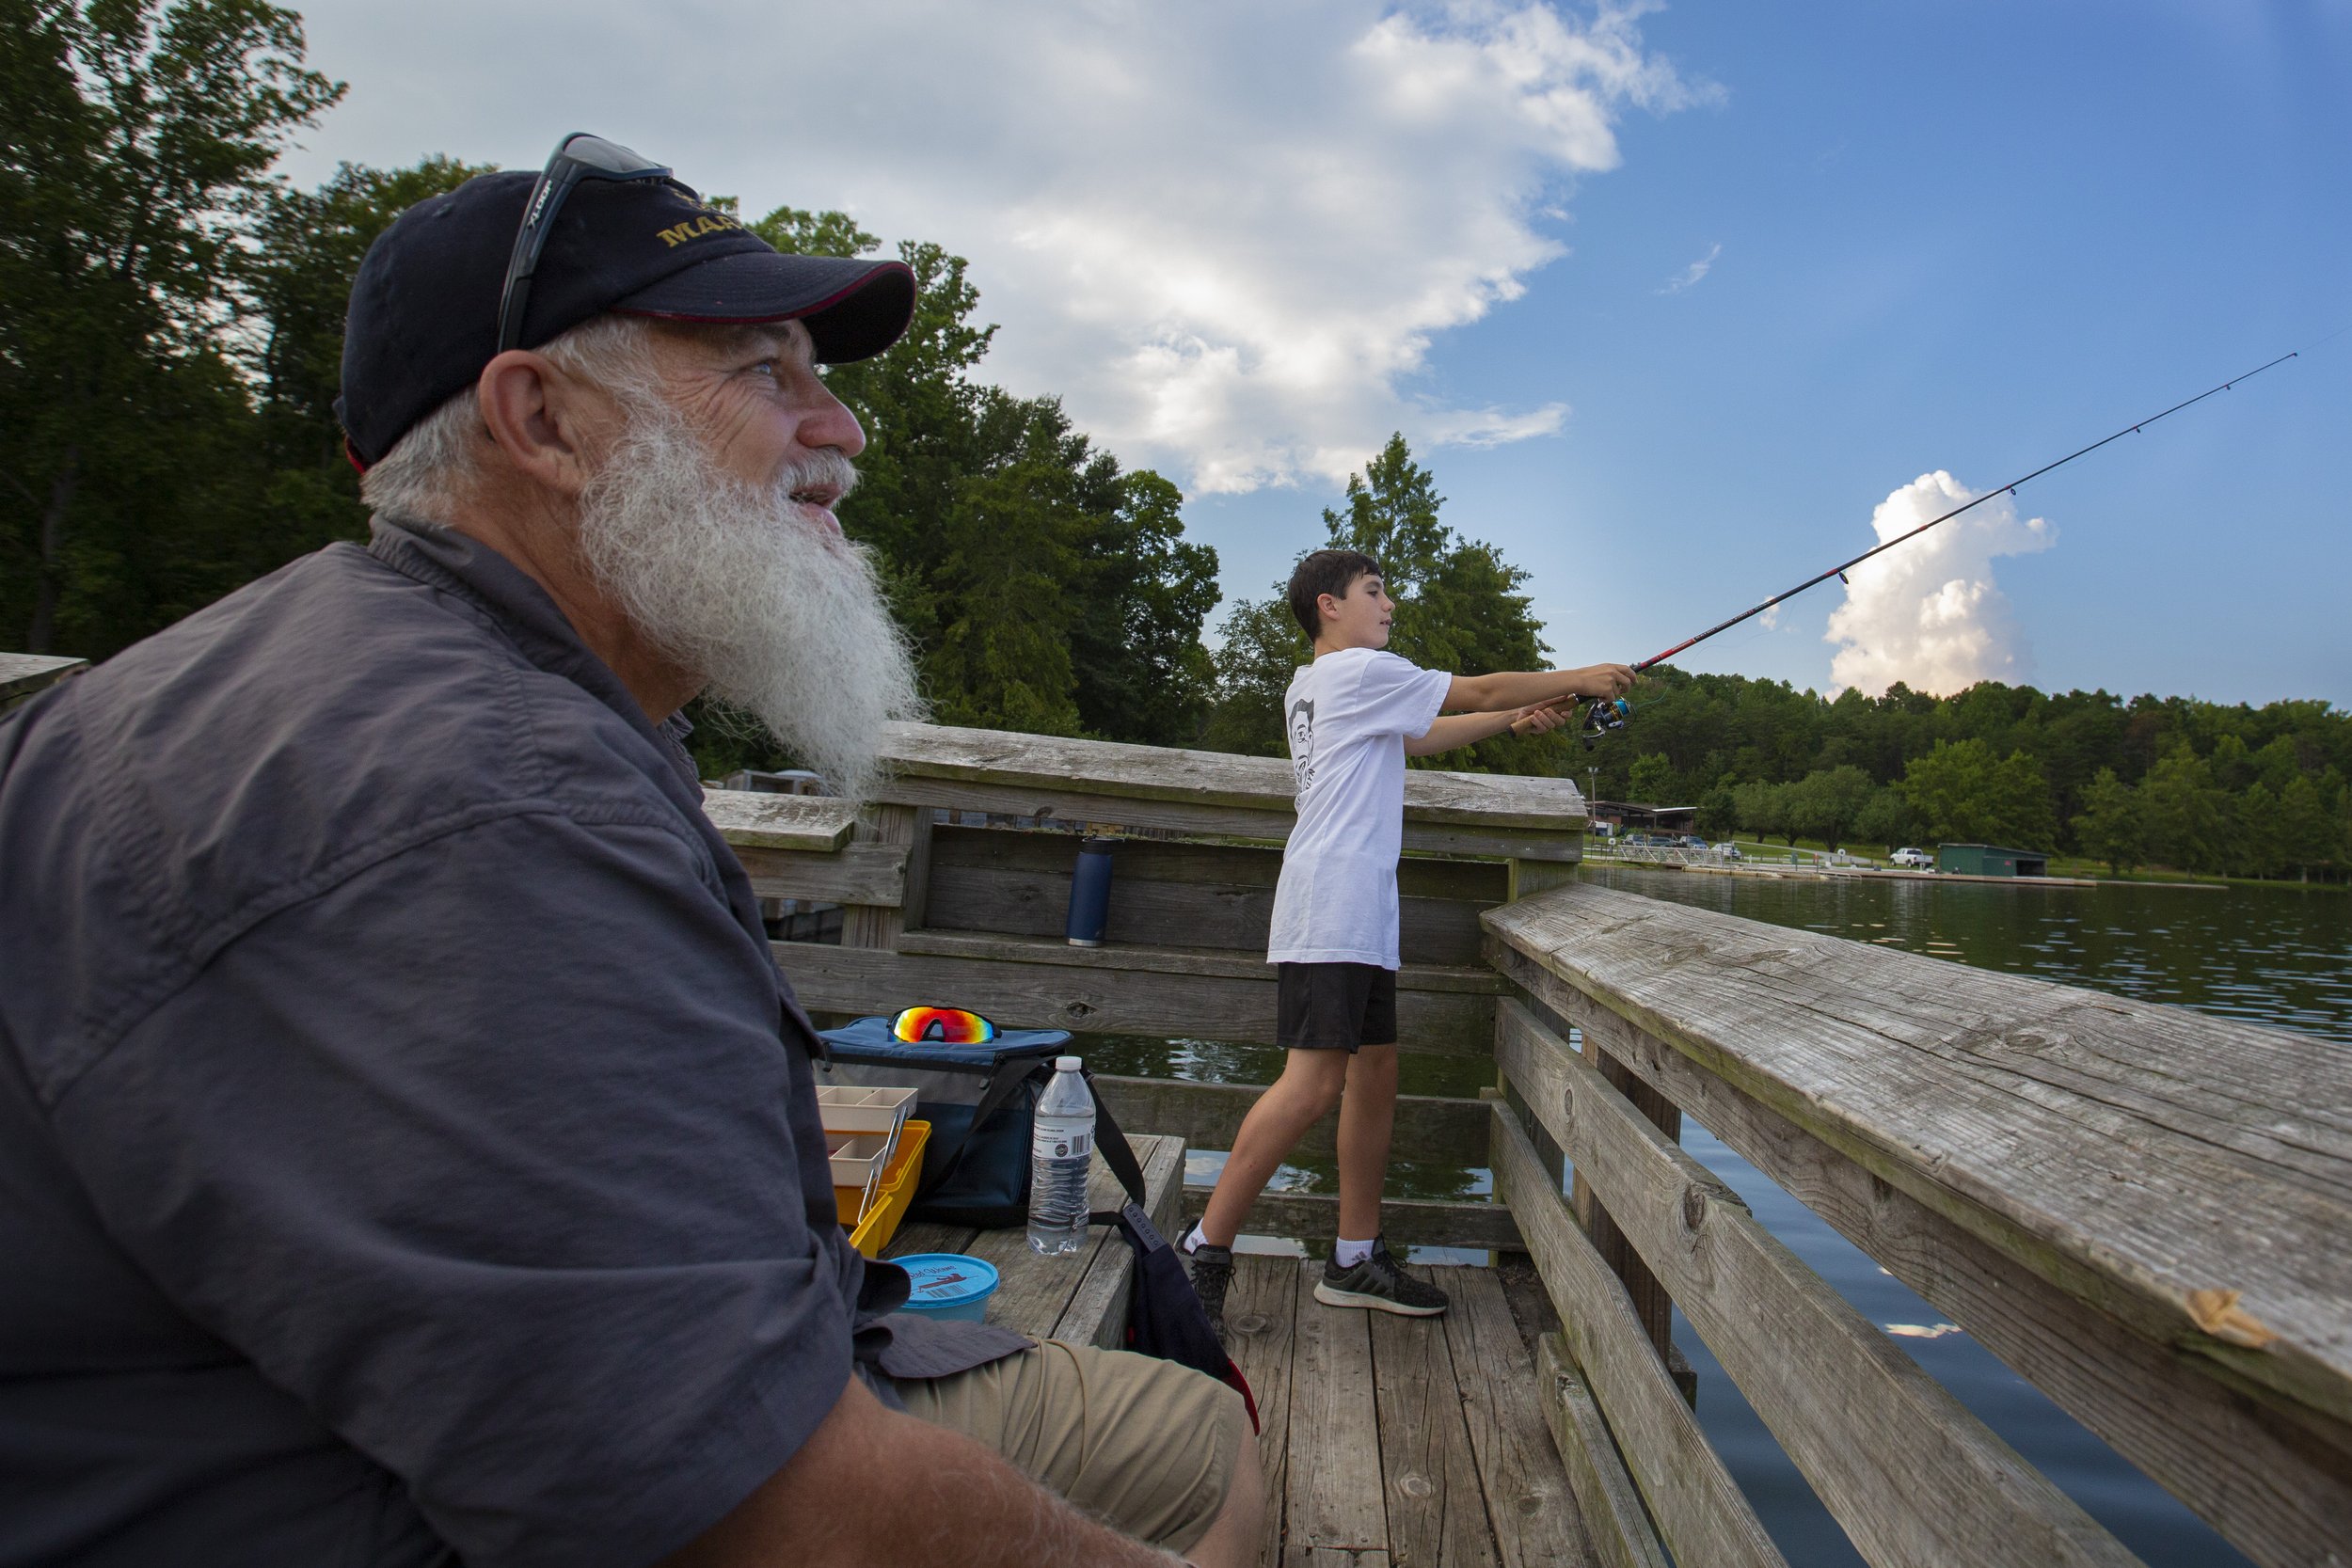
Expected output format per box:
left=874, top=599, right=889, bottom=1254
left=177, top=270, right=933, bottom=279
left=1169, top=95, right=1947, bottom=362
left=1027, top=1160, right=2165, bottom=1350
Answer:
left=1026, top=1056, right=1095, bottom=1256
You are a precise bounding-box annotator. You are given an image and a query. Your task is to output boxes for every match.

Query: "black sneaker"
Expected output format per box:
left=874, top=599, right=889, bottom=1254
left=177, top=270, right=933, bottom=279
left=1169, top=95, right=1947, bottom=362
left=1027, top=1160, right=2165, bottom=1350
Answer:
left=1185, top=1241, right=1235, bottom=1348
left=1314, top=1237, right=1449, bottom=1317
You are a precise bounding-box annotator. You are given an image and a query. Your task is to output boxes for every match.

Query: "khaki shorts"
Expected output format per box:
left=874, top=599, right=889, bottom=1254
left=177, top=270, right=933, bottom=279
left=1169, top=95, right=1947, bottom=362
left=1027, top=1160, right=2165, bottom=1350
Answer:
left=890, top=1339, right=1248, bottom=1554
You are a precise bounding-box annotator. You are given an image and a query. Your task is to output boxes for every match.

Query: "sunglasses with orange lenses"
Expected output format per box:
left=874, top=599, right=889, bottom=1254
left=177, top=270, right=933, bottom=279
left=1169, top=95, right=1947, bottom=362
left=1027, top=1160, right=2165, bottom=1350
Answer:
left=891, top=1006, right=998, bottom=1045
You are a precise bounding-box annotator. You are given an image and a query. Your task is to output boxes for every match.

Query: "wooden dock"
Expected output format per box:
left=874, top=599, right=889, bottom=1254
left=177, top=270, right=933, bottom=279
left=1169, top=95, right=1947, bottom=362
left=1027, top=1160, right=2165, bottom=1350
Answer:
left=708, top=721, right=2350, bottom=1568
left=883, top=1127, right=1604, bottom=1566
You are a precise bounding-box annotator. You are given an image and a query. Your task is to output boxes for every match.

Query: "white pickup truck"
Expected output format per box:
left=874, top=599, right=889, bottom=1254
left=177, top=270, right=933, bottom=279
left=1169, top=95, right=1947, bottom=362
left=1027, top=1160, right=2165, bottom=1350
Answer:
left=1890, top=847, right=1933, bottom=869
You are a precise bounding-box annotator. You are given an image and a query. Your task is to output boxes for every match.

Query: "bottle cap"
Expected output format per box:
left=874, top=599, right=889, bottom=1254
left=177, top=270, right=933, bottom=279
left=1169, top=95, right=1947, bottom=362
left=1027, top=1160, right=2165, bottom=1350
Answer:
left=1057, top=1054, right=1082, bottom=1071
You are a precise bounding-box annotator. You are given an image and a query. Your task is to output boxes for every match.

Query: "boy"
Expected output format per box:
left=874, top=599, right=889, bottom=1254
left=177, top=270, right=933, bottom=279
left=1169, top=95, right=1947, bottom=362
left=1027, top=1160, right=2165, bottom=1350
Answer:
left=1183, top=549, right=1634, bottom=1331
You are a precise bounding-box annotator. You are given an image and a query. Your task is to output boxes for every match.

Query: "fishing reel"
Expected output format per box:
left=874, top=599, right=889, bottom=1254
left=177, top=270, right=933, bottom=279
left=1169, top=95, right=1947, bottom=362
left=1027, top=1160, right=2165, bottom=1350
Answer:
left=1579, top=697, right=1630, bottom=750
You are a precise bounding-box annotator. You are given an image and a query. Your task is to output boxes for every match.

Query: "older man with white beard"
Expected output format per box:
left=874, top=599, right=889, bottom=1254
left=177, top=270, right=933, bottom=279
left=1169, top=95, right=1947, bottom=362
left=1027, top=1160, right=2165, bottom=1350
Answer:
left=0, top=139, right=1255, bottom=1568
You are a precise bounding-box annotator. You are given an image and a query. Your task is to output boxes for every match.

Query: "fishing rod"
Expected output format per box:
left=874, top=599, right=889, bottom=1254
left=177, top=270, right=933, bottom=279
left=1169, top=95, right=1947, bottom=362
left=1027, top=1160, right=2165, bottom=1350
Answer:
left=1571, top=349, right=2303, bottom=747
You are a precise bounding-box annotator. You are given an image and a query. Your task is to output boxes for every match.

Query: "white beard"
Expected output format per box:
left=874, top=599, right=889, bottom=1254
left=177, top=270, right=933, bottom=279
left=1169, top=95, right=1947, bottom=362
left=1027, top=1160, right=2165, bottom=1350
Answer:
left=572, top=402, right=924, bottom=803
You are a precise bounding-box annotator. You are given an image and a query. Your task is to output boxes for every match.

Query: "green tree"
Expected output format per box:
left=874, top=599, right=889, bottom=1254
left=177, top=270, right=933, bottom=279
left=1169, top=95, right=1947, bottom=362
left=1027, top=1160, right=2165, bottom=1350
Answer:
left=1200, top=596, right=1308, bottom=757
left=2271, top=774, right=2341, bottom=881
left=1694, top=775, right=1739, bottom=838
left=2138, top=745, right=2235, bottom=873
left=1852, top=786, right=1917, bottom=854
left=1785, top=765, right=1876, bottom=849
left=245, top=155, right=486, bottom=562
left=1734, top=778, right=1794, bottom=846
left=1899, top=739, right=2003, bottom=843
left=1, top=0, right=342, bottom=653
left=1626, top=752, right=1677, bottom=804
left=2070, top=768, right=2146, bottom=875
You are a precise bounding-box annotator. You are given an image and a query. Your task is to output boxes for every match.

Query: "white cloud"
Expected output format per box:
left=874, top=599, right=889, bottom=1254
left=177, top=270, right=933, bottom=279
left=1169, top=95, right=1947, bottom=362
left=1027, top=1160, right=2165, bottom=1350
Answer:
left=1824, top=472, right=2055, bottom=696
left=282, top=0, right=1713, bottom=493
left=1659, top=241, right=1722, bottom=293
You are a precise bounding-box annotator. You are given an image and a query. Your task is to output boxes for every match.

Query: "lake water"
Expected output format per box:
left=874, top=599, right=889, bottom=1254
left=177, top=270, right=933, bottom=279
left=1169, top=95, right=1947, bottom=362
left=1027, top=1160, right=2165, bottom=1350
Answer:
left=1088, top=869, right=2350, bottom=1567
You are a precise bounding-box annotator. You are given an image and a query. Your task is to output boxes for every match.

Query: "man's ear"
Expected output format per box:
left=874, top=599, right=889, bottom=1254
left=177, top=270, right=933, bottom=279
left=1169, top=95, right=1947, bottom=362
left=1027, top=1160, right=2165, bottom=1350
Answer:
left=476, top=350, right=608, bottom=498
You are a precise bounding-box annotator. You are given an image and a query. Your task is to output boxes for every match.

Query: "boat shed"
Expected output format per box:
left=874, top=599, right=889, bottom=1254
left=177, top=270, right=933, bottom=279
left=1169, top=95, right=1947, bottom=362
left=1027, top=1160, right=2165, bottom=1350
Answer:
left=1937, top=842, right=2049, bottom=877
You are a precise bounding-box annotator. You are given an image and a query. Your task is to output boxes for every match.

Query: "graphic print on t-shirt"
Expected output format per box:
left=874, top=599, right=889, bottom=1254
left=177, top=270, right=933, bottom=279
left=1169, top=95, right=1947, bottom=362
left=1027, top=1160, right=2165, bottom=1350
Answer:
left=1288, top=698, right=1316, bottom=789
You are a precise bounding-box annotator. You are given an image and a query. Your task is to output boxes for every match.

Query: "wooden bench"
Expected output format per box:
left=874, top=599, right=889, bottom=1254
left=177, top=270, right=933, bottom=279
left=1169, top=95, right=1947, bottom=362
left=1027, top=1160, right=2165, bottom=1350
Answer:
left=882, top=1132, right=1187, bottom=1346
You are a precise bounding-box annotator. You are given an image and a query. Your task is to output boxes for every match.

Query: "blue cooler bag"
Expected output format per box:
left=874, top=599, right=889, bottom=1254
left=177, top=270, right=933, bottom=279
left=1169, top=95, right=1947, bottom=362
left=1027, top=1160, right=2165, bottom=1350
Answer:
left=815, top=1017, right=1071, bottom=1227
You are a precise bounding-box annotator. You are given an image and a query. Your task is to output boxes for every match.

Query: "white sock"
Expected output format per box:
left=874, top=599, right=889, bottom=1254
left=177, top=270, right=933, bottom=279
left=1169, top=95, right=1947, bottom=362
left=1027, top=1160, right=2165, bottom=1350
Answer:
left=1183, top=1223, right=1209, bottom=1255
left=1335, top=1237, right=1375, bottom=1268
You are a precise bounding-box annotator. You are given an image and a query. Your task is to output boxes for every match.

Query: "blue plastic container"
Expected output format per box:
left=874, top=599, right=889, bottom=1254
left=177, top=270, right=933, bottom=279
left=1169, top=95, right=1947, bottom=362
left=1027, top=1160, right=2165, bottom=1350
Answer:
left=894, top=1253, right=1000, bottom=1322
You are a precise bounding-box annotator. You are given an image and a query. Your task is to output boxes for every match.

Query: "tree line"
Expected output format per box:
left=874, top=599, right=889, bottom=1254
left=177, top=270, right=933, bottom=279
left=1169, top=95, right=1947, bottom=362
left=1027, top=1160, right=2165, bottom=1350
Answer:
left=1592, top=672, right=2351, bottom=879
left=9, top=2, right=2344, bottom=882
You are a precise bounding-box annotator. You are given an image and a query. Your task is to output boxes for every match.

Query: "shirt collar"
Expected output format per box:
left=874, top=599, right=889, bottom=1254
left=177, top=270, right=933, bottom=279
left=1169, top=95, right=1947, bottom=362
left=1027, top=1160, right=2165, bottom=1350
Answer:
left=365, top=514, right=703, bottom=796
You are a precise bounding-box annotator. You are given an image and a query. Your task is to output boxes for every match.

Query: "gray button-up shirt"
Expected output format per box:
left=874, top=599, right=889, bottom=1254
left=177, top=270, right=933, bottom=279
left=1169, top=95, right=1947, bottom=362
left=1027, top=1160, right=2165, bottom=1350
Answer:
left=0, top=517, right=1019, bottom=1568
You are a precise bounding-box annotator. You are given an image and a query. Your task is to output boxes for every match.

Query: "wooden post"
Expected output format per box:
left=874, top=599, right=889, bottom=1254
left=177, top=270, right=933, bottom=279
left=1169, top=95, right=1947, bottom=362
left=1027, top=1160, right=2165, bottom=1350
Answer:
left=841, top=803, right=926, bottom=949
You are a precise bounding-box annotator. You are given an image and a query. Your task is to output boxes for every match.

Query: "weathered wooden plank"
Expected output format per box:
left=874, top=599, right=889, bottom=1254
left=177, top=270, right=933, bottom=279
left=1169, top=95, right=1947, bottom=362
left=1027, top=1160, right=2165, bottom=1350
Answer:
left=1289, top=1260, right=1391, bottom=1560
left=0, top=652, right=86, bottom=709
left=1489, top=1106, right=1788, bottom=1568
left=890, top=769, right=1585, bottom=863
left=732, top=840, right=907, bottom=906
left=929, top=821, right=1507, bottom=901
left=875, top=721, right=1588, bottom=831
left=1091, top=1074, right=1492, bottom=1167
left=700, top=787, right=861, bottom=850
left=1546, top=986, right=2352, bottom=1568
left=1483, top=882, right=2352, bottom=1435
left=1369, top=1307, right=1498, bottom=1568
left=1443, top=1267, right=1601, bottom=1568
left=842, top=804, right=921, bottom=947
left=1506, top=858, right=1579, bottom=903
left=1195, top=1186, right=1521, bottom=1252
left=773, top=938, right=1497, bottom=1053
left=896, top=929, right=1504, bottom=994
left=1051, top=1134, right=1186, bottom=1349
left=1298, top=1551, right=1391, bottom=1567
left=1565, top=1037, right=1680, bottom=1365
left=923, top=862, right=1489, bottom=964
left=1224, top=1254, right=1301, bottom=1568
left=882, top=1215, right=979, bottom=1259
left=1497, top=1001, right=2143, bottom=1568
left=1532, top=1332, right=1669, bottom=1568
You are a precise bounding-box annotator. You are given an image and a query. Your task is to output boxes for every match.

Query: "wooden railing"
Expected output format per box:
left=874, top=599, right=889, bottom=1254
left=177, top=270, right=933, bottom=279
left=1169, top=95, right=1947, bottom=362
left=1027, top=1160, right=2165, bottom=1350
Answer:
left=1485, top=882, right=2352, bottom=1568
left=711, top=721, right=2352, bottom=1568
left=0, top=652, right=86, bottom=714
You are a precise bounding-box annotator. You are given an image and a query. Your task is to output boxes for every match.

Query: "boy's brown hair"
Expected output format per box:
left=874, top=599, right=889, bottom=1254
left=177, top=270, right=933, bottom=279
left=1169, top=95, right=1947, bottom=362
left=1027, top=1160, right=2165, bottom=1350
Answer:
left=1286, top=549, right=1382, bottom=639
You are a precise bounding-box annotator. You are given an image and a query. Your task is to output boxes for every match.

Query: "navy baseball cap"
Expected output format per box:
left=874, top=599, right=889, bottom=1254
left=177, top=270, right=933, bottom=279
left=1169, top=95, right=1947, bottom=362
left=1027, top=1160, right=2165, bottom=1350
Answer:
left=338, top=165, right=915, bottom=467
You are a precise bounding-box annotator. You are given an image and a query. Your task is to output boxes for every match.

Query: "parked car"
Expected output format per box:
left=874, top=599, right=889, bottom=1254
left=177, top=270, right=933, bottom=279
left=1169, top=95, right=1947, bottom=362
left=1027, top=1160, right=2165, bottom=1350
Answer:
left=1890, top=847, right=1932, bottom=869
left=1679, top=834, right=1710, bottom=849
left=1714, top=842, right=1743, bottom=861
left=1620, top=832, right=1660, bottom=847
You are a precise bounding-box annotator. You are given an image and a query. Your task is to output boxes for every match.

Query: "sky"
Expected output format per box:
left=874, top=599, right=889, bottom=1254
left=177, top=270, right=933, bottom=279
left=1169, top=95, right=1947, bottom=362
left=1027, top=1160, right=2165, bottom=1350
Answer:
left=274, top=0, right=2352, bottom=707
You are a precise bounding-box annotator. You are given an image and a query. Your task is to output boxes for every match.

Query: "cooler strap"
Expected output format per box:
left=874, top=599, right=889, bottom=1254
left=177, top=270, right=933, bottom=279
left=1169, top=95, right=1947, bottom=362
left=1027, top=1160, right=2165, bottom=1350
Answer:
left=917, top=1058, right=1152, bottom=1211
left=1078, top=1065, right=1148, bottom=1208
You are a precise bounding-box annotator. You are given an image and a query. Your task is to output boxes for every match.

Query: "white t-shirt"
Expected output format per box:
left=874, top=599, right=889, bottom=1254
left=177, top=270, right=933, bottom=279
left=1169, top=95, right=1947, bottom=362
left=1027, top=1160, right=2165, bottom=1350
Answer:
left=1266, top=647, right=1453, bottom=968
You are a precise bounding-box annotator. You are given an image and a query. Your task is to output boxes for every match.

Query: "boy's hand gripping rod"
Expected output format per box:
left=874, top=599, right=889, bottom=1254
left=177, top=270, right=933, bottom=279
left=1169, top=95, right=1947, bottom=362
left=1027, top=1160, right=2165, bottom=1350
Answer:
left=1571, top=350, right=2302, bottom=746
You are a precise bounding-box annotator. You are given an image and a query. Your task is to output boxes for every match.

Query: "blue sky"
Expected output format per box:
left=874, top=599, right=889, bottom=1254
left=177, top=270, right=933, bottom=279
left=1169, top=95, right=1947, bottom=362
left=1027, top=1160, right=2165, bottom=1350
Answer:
left=280, top=1, right=2350, bottom=705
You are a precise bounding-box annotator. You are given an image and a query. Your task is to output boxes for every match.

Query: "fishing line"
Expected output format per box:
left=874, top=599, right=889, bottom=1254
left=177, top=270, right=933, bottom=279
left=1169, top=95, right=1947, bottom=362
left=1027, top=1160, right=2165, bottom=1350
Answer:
left=1567, top=346, right=2309, bottom=746
left=1633, top=349, right=2301, bottom=673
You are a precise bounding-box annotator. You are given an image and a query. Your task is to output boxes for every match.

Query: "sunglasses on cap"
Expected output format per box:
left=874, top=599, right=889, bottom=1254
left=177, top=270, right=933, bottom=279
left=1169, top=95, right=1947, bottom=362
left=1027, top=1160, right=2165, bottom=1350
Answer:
left=497, top=132, right=693, bottom=355
left=891, top=1007, right=998, bottom=1045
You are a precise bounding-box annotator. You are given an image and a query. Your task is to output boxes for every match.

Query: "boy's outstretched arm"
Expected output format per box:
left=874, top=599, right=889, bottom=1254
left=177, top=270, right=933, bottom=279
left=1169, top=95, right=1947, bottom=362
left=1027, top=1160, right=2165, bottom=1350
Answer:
left=1404, top=700, right=1575, bottom=757
left=1441, top=664, right=1637, bottom=715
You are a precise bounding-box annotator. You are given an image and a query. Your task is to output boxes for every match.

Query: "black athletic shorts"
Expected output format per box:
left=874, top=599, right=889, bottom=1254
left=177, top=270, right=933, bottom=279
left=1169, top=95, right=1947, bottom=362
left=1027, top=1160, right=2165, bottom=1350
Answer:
left=1275, top=962, right=1398, bottom=1052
